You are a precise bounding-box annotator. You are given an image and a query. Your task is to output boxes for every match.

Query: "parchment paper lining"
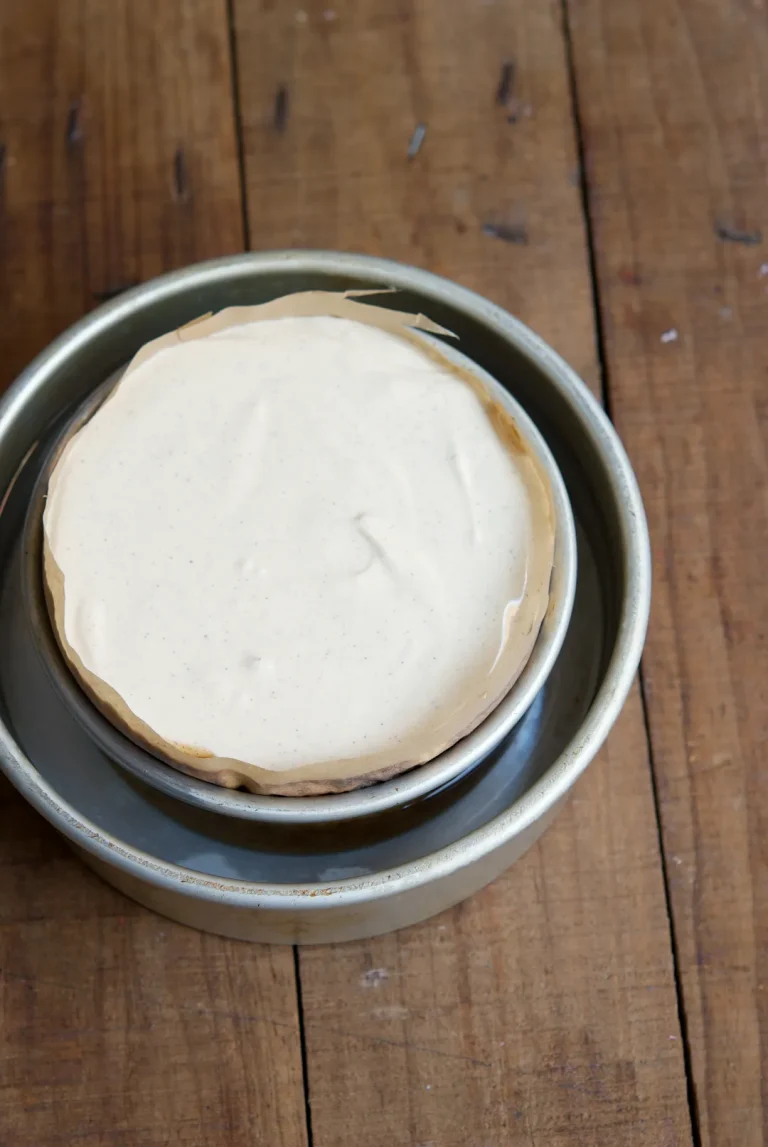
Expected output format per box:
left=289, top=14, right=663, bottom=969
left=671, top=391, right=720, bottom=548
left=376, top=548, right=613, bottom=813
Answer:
left=43, top=291, right=555, bottom=796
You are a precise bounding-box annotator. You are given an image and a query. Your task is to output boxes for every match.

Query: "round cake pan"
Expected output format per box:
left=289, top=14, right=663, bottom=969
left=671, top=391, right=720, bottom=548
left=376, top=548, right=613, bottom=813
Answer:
left=0, top=251, right=650, bottom=944
left=20, top=332, right=577, bottom=825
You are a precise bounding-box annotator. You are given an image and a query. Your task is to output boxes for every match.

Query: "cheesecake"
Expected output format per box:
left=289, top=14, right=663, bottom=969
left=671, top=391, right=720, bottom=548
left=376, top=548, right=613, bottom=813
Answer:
left=42, top=292, right=556, bottom=795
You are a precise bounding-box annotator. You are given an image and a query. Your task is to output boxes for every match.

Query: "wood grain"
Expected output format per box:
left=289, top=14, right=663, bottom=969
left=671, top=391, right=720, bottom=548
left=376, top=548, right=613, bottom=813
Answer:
left=0, top=4, right=306, bottom=1146
left=565, top=1, right=768, bottom=1144
left=231, top=2, right=694, bottom=1143
left=0, top=0, right=244, bottom=390
left=232, top=0, right=599, bottom=388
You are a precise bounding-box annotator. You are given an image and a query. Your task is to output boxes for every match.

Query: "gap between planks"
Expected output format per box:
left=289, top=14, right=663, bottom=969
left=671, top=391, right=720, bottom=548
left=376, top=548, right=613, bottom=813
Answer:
left=559, top=2, right=702, bottom=1145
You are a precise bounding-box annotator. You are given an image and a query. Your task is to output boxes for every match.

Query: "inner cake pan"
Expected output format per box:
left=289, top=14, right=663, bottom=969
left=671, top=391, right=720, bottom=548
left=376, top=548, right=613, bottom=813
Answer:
left=20, top=330, right=577, bottom=824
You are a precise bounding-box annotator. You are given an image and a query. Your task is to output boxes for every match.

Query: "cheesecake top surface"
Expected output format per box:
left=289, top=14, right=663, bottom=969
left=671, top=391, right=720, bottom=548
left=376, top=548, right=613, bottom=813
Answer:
left=43, top=306, right=554, bottom=781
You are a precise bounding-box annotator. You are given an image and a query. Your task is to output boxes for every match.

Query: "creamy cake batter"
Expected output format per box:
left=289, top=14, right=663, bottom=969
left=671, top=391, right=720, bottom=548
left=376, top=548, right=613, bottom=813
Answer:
left=43, top=304, right=555, bottom=794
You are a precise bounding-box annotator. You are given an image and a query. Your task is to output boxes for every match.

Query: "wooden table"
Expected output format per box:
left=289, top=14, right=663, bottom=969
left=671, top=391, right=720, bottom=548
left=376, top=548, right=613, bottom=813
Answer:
left=0, top=3, right=765, bottom=1144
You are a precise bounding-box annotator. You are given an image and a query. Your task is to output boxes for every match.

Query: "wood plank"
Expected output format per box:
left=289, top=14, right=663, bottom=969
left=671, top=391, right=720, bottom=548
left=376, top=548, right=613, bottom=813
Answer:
left=232, top=2, right=695, bottom=1143
left=234, top=0, right=601, bottom=390
left=565, top=1, right=768, bottom=1144
left=0, top=0, right=244, bottom=390
left=0, top=5, right=307, bottom=1146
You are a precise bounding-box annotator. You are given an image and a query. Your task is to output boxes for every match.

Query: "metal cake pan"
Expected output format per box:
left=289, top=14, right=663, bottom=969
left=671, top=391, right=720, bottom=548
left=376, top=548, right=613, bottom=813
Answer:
left=0, top=252, right=650, bottom=944
left=20, top=335, right=577, bottom=825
